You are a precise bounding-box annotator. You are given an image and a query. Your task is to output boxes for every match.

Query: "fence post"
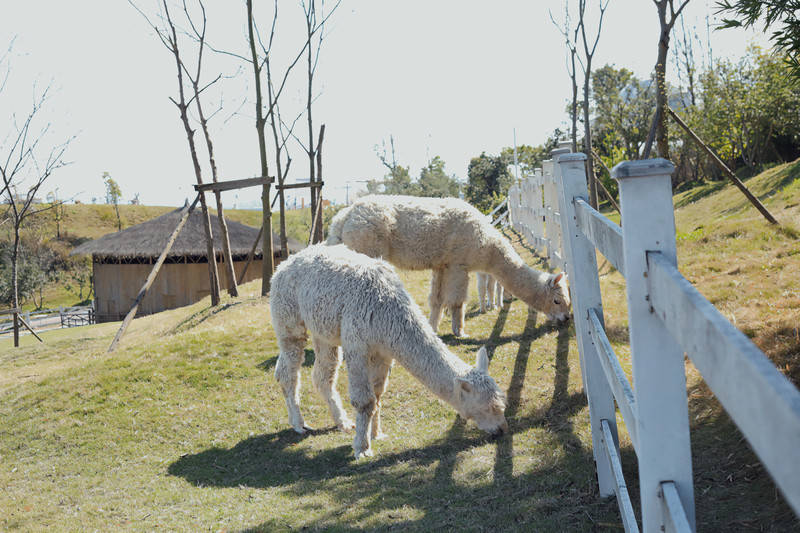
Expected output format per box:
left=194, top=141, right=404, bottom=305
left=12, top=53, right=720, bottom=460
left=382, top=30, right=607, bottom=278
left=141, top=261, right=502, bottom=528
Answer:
left=13, top=312, right=19, bottom=347
left=541, top=159, right=555, bottom=263
left=548, top=148, right=570, bottom=268
left=556, top=152, right=617, bottom=497
left=612, top=159, right=696, bottom=532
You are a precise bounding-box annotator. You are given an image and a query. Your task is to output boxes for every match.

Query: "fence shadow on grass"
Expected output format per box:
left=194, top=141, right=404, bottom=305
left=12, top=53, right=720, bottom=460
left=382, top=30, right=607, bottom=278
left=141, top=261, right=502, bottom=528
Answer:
left=168, top=308, right=612, bottom=531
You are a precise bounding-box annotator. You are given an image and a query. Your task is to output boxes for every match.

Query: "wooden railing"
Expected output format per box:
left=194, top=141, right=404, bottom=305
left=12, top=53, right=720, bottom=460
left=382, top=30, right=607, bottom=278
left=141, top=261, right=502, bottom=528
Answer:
left=508, top=151, right=800, bottom=532
left=1, top=305, right=95, bottom=345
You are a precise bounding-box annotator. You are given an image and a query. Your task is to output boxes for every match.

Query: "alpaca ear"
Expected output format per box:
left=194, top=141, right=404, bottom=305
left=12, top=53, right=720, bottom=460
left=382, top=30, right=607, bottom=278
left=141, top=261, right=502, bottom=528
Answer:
left=552, top=272, right=565, bottom=286
left=455, top=377, right=473, bottom=394
left=476, top=346, right=489, bottom=373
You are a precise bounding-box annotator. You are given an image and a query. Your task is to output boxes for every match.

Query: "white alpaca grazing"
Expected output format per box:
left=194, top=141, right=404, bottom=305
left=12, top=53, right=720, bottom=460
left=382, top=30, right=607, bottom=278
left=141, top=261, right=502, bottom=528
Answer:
left=327, top=195, right=570, bottom=337
left=477, top=273, right=505, bottom=312
left=270, top=244, right=508, bottom=459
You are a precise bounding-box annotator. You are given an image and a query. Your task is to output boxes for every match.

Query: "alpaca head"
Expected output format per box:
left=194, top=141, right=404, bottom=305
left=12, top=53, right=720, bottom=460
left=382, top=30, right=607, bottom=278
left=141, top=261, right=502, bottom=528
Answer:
left=453, top=347, right=508, bottom=436
left=542, top=272, right=571, bottom=322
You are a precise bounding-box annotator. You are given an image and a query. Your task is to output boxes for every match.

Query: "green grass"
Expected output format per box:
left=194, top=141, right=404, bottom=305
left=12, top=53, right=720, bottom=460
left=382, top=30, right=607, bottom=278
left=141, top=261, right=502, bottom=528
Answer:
left=2, top=164, right=800, bottom=531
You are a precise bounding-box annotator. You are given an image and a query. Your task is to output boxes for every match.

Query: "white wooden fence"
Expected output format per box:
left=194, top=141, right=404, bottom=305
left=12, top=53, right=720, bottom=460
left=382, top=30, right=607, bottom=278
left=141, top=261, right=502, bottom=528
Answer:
left=507, top=148, right=569, bottom=271
left=0, top=305, right=94, bottom=336
left=507, top=151, right=800, bottom=532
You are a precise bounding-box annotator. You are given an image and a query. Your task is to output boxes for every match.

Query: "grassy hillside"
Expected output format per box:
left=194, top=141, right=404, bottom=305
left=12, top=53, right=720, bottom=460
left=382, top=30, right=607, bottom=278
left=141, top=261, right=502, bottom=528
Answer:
left=1, top=163, right=799, bottom=531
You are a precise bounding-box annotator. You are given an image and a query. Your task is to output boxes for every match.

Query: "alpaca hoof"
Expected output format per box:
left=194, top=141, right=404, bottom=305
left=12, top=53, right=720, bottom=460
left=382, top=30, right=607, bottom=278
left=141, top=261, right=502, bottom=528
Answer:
left=354, top=448, right=374, bottom=459
left=372, top=431, right=388, bottom=441
left=453, top=329, right=466, bottom=338
left=337, top=420, right=355, bottom=432
left=293, top=424, right=313, bottom=435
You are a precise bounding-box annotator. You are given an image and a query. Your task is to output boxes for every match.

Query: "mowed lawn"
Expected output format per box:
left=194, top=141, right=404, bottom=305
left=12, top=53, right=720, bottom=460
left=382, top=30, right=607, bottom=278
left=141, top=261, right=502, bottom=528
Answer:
left=2, top=161, right=800, bottom=531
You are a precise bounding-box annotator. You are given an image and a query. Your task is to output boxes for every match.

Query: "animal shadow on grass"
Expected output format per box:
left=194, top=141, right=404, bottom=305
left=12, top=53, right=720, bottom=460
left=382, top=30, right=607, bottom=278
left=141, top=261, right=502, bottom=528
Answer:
left=258, top=348, right=315, bottom=371
left=168, top=308, right=619, bottom=531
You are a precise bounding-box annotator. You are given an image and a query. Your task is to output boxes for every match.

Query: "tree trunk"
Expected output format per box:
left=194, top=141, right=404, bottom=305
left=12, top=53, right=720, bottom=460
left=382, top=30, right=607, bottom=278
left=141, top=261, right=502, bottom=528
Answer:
left=177, top=110, right=220, bottom=306
left=247, top=0, right=274, bottom=295
left=655, top=16, right=671, bottom=159
left=195, top=84, right=238, bottom=297
left=11, top=227, right=20, bottom=347
left=571, top=49, right=579, bottom=153
left=314, top=124, right=325, bottom=243
left=583, top=66, right=598, bottom=209
left=306, top=6, right=319, bottom=244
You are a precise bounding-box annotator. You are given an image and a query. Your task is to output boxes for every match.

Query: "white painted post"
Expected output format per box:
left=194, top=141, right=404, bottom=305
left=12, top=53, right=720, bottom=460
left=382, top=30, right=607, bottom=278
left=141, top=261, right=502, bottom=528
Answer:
left=556, top=152, right=617, bottom=496
left=549, top=148, right=571, bottom=269
left=612, top=159, right=696, bottom=532
left=541, top=160, right=555, bottom=263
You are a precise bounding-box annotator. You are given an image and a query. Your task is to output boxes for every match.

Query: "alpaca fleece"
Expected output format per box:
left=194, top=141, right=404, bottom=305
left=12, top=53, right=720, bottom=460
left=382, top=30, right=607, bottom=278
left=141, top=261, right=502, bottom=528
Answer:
left=270, top=244, right=507, bottom=459
left=327, top=195, right=570, bottom=336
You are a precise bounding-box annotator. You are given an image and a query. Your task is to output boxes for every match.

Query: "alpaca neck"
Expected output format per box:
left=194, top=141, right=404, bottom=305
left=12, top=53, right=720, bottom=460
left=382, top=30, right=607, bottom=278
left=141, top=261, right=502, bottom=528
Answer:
left=384, top=322, right=470, bottom=408
left=485, top=241, right=550, bottom=307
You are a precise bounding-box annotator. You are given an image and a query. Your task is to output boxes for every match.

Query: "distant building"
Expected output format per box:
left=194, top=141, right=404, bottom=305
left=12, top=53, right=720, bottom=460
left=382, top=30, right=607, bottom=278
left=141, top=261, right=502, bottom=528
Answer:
left=71, top=207, right=303, bottom=322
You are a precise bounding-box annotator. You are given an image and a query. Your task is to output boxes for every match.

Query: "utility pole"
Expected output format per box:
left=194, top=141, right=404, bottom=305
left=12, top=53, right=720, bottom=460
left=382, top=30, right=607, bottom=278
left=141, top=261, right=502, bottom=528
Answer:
left=513, top=128, right=520, bottom=183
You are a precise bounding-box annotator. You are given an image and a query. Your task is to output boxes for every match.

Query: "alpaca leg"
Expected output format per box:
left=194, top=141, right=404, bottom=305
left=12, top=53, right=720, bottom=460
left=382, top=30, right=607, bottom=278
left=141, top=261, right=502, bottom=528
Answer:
left=343, top=346, right=377, bottom=459
left=477, top=273, right=488, bottom=313
left=311, top=338, right=353, bottom=432
left=428, top=268, right=445, bottom=332
left=496, top=281, right=505, bottom=306
left=369, top=357, right=393, bottom=440
left=442, top=267, right=469, bottom=337
left=274, top=332, right=310, bottom=434
left=487, top=275, right=497, bottom=310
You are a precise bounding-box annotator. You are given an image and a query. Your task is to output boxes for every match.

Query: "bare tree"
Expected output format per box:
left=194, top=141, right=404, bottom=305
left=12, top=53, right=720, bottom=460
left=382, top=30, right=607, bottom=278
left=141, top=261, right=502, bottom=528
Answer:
left=180, top=0, right=240, bottom=297
left=550, top=4, right=581, bottom=153
left=0, top=83, right=73, bottom=340
left=577, top=0, right=609, bottom=209
left=672, top=13, right=699, bottom=106
left=244, top=0, right=275, bottom=295
left=261, top=0, right=305, bottom=259
left=300, top=0, right=340, bottom=244
left=642, top=0, right=692, bottom=159
left=130, top=0, right=222, bottom=306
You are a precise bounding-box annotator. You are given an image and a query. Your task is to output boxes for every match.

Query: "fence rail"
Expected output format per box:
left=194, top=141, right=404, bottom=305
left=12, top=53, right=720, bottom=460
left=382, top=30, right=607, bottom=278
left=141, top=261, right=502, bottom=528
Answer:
left=507, top=150, right=800, bottom=532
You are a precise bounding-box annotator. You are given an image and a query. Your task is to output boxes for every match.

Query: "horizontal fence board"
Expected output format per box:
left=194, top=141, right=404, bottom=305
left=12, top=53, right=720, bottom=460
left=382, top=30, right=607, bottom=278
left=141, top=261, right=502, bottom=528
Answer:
left=574, top=198, right=625, bottom=276
left=589, top=308, right=639, bottom=451
left=660, top=481, right=693, bottom=533
left=648, top=252, right=800, bottom=515
left=601, top=419, right=640, bottom=533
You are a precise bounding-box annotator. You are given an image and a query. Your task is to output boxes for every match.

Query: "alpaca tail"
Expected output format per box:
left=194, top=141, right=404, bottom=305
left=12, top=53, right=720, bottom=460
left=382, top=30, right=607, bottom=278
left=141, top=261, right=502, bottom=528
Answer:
left=325, top=205, right=351, bottom=245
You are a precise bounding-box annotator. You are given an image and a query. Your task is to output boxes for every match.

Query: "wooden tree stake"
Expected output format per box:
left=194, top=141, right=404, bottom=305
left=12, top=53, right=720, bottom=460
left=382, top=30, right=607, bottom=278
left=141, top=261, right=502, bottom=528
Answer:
left=107, top=195, right=200, bottom=353
left=666, top=106, right=778, bottom=225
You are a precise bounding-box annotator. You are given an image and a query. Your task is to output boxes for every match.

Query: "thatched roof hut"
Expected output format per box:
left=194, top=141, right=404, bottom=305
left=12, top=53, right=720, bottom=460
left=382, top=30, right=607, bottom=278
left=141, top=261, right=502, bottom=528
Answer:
left=72, top=207, right=303, bottom=262
left=72, top=207, right=303, bottom=322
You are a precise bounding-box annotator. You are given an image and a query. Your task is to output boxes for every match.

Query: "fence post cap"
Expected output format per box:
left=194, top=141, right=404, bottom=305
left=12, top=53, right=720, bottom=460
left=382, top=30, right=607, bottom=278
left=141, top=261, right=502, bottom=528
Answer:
left=611, top=158, right=674, bottom=180
left=550, top=147, right=571, bottom=159
left=557, top=153, right=587, bottom=163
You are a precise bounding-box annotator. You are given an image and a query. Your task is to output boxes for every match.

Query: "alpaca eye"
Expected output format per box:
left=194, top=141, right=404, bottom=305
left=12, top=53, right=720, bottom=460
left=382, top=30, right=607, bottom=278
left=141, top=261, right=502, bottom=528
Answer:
left=554, top=299, right=561, bottom=305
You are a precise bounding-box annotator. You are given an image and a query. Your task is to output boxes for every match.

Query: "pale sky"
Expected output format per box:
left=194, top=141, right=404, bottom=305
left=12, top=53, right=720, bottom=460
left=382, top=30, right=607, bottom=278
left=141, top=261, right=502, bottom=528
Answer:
left=1, top=1, right=769, bottom=208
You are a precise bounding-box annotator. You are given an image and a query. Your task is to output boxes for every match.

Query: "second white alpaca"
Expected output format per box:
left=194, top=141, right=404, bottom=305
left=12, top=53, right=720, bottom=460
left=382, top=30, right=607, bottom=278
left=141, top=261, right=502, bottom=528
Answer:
left=270, top=244, right=508, bottom=459
left=327, top=195, right=570, bottom=336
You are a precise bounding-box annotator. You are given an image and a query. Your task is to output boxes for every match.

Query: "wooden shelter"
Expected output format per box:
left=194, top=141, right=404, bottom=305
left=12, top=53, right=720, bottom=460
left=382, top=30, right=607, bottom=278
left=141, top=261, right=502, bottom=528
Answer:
left=72, top=207, right=303, bottom=322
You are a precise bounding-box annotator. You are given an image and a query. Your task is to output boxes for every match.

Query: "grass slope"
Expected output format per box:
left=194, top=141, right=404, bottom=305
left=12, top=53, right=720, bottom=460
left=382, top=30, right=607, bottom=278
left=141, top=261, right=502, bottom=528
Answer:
left=1, top=163, right=799, bottom=531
